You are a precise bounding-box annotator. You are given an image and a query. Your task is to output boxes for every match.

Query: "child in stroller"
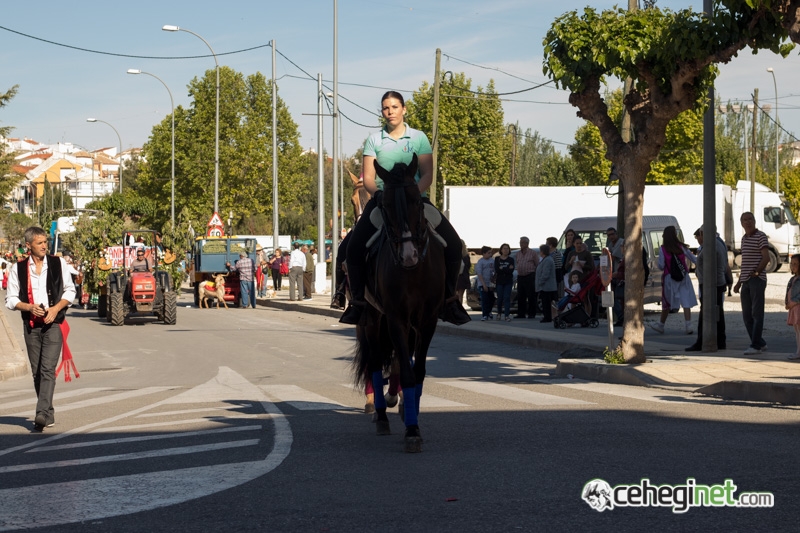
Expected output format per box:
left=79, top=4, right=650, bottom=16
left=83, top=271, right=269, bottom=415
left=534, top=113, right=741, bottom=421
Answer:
left=553, top=270, right=604, bottom=329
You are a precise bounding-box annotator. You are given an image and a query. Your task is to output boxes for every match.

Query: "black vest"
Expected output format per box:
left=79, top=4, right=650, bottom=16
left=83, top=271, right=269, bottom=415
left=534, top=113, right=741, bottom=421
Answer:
left=17, top=256, right=67, bottom=324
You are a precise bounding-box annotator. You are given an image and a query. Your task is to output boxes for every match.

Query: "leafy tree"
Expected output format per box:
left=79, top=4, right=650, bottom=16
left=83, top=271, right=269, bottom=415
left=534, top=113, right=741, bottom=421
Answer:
left=1, top=212, right=32, bottom=248
left=543, top=1, right=797, bottom=362
left=0, top=86, right=21, bottom=205
left=137, top=68, right=310, bottom=236
left=513, top=128, right=582, bottom=186
left=407, top=73, right=508, bottom=203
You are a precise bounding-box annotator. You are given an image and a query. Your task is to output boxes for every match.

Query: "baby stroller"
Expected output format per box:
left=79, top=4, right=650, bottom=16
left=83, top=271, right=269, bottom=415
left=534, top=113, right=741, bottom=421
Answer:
left=553, top=270, right=605, bottom=329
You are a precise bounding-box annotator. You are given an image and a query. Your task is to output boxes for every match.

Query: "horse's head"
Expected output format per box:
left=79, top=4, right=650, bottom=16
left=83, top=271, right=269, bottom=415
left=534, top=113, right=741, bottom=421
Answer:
left=375, top=154, right=427, bottom=268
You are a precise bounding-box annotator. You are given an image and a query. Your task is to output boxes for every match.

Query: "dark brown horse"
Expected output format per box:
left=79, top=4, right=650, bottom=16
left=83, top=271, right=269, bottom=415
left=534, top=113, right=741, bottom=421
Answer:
left=349, top=170, right=371, bottom=225
left=352, top=154, right=445, bottom=453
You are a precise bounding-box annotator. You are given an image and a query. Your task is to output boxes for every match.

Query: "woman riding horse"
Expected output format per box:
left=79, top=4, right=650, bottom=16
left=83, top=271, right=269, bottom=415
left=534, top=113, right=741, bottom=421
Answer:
left=338, top=90, right=470, bottom=326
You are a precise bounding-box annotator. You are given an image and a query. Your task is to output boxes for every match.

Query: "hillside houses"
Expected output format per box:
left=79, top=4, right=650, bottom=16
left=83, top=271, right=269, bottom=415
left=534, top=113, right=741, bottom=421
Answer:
left=2, top=137, right=138, bottom=214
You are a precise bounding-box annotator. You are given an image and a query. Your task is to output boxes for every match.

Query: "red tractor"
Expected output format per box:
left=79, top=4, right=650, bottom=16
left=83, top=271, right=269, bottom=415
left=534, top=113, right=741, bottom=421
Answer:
left=104, top=230, right=177, bottom=326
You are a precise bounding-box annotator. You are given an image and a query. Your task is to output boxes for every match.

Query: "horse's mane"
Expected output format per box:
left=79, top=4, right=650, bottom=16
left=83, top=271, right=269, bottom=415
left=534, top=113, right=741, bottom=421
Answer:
left=381, top=163, right=416, bottom=230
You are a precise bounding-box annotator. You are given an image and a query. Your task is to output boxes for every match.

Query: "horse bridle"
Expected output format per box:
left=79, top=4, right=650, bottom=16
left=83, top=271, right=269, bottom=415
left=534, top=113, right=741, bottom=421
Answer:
left=380, top=183, right=430, bottom=268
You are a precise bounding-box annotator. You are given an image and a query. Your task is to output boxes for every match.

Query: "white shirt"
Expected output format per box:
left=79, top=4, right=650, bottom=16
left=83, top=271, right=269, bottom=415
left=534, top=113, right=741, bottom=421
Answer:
left=5, top=257, right=77, bottom=311
left=289, top=249, right=306, bottom=269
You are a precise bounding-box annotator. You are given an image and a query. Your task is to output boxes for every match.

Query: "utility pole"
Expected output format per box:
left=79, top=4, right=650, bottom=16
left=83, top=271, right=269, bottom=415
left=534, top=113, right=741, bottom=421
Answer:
left=701, top=0, right=717, bottom=351
left=751, top=88, right=759, bottom=213
left=431, top=48, right=442, bottom=206
left=508, top=124, right=517, bottom=185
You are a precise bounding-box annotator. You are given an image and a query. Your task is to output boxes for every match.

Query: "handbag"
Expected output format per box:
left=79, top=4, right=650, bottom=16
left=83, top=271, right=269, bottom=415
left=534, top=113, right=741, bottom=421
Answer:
left=669, top=253, right=686, bottom=282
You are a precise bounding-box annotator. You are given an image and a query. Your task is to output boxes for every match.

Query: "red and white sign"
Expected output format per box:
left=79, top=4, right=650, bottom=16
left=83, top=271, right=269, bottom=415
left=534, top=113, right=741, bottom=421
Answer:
left=104, top=246, right=155, bottom=269
left=207, top=212, right=225, bottom=237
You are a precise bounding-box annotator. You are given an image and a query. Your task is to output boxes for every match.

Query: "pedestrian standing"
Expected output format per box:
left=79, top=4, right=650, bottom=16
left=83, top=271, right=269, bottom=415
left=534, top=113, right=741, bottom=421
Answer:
left=786, top=255, right=800, bottom=361
left=535, top=244, right=557, bottom=323
left=5, top=226, right=76, bottom=432
left=515, top=236, right=539, bottom=319
left=650, top=226, right=697, bottom=334
left=734, top=212, right=770, bottom=354
left=288, top=243, right=306, bottom=302
left=269, top=248, right=283, bottom=291
left=686, top=227, right=729, bottom=351
left=494, top=243, right=515, bottom=322
left=302, top=245, right=314, bottom=300
left=226, top=251, right=256, bottom=309
left=456, top=240, right=471, bottom=307
left=475, top=246, right=495, bottom=321
left=546, top=237, right=564, bottom=297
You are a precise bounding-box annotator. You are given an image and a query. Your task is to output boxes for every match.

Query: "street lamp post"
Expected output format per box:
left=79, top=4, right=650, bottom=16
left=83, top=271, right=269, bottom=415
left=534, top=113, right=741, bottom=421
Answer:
left=163, top=24, right=219, bottom=215
left=86, top=118, right=123, bottom=194
left=128, top=69, right=176, bottom=226
left=767, top=67, right=779, bottom=193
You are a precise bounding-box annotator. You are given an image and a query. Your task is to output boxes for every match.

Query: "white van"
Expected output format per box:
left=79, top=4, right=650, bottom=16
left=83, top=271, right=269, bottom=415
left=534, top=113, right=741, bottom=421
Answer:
left=559, top=215, right=684, bottom=305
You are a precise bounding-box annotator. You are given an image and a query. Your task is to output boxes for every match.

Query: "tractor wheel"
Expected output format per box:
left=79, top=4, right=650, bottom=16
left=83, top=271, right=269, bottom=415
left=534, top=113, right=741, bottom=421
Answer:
left=110, top=292, right=125, bottom=326
left=163, top=291, right=177, bottom=325
left=98, top=294, right=108, bottom=319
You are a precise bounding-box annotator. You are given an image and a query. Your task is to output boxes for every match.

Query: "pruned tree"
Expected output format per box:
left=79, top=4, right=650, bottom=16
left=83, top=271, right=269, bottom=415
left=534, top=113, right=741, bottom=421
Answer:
left=543, top=0, right=798, bottom=362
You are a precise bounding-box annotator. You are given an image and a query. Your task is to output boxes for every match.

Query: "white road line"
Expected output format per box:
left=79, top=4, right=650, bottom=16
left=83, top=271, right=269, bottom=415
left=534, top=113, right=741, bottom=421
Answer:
left=91, top=415, right=260, bottom=433
left=0, top=390, right=30, bottom=400
left=260, top=384, right=346, bottom=410
left=338, top=383, right=468, bottom=408
left=0, top=440, right=260, bottom=474
left=27, top=426, right=263, bottom=453
left=7, top=387, right=177, bottom=418
left=0, top=387, right=112, bottom=411
left=549, top=380, right=689, bottom=403
left=439, top=380, right=593, bottom=406
left=136, top=404, right=253, bottom=418
left=0, top=367, right=294, bottom=531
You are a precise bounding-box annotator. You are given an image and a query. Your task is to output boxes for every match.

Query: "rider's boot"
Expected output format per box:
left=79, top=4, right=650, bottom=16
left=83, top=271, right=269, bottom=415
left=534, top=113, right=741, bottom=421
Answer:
left=440, top=259, right=471, bottom=325
left=339, top=258, right=366, bottom=325
left=330, top=261, right=347, bottom=309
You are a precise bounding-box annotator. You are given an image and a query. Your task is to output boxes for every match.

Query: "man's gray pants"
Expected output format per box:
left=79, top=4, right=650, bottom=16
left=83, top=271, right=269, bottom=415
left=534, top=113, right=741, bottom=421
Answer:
left=24, top=323, right=63, bottom=424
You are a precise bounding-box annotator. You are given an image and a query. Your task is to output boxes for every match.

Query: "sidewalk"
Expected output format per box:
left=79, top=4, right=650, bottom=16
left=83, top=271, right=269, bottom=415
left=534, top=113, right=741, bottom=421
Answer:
left=256, top=287, right=800, bottom=406
left=3, top=286, right=800, bottom=405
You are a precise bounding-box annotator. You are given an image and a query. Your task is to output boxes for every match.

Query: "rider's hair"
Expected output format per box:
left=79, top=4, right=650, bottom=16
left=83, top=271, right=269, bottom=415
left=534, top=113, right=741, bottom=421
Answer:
left=381, top=91, right=405, bottom=107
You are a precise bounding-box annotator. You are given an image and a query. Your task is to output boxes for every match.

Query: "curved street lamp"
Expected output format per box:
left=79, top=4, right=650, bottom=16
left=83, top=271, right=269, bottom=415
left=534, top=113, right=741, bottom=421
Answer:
left=128, top=69, right=176, bottom=226
left=86, top=118, right=123, bottom=194
left=767, top=67, right=779, bottom=193
left=163, top=24, right=219, bottom=215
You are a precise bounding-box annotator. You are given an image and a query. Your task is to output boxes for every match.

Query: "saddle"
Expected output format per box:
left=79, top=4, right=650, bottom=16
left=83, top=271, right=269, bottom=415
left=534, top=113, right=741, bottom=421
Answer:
left=365, top=203, right=446, bottom=250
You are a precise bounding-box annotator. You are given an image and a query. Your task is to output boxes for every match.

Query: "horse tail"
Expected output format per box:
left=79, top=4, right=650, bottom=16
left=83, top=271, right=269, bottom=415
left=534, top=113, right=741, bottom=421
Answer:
left=352, top=325, right=370, bottom=390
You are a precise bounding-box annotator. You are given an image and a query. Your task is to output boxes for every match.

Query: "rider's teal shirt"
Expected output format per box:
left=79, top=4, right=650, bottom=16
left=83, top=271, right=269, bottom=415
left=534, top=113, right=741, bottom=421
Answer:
left=363, top=124, right=432, bottom=193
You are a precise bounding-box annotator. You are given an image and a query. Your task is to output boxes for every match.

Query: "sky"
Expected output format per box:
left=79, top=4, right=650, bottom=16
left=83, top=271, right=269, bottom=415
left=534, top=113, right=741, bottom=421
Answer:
left=1, top=0, right=799, bottom=160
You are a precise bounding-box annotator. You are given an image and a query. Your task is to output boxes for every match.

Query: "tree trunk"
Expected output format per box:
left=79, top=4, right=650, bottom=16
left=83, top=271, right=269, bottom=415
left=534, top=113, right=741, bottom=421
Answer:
left=618, top=162, right=650, bottom=364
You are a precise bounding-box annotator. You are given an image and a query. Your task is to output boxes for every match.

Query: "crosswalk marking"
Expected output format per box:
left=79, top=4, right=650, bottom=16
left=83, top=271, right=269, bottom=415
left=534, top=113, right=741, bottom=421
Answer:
left=91, top=414, right=261, bottom=433
left=260, top=384, right=346, bottom=410
left=548, top=379, right=690, bottom=403
left=27, top=426, right=263, bottom=453
left=6, top=387, right=177, bottom=418
left=439, top=380, right=593, bottom=406
left=0, top=440, right=260, bottom=474
left=0, top=387, right=112, bottom=411
left=136, top=404, right=254, bottom=418
left=338, top=383, right=468, bottom=408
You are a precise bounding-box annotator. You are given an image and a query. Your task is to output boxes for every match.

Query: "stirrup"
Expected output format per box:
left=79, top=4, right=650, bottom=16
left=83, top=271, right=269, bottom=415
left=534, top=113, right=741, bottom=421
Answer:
left=339, top=300, right=366, bottom=325
left=330, top=291, right=346, bottom=310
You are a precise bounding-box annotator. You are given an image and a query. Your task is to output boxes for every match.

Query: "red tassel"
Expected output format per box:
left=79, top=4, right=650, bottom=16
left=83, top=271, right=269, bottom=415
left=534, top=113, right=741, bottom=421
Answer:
left=56, top=320, right=79, bottom=383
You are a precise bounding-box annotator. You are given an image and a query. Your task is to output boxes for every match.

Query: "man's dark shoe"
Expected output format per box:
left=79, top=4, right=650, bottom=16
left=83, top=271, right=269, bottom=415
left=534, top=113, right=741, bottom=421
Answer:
left=440, top=298, right=471, bottom=325
left=340, top=301, right=365, bottom=325
left=33, top=413, right=48, bottom=432
left=685, top=344, right=702, bottom=352
left=330, top=291, right=346, bottom=310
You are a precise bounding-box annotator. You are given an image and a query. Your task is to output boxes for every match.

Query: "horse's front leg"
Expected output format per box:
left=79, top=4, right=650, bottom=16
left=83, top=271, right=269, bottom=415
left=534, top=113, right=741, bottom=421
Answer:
left=363, top=319, right=391, bottom=436
left=387, top=318, right=422, bottom=453
left=408, top=317, right=438, bottom=423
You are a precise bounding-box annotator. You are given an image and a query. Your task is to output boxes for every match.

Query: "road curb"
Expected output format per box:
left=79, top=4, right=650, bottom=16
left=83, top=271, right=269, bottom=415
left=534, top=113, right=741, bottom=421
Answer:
left=555, top=359, right=656, bottom=387
left=0, top=309, right=29, bottom=382
left=695, top=380, right=800, bottom=406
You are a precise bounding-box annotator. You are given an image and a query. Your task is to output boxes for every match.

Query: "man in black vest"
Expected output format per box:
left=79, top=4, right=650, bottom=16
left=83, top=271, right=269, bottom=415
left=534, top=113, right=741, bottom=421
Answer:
left=4, top=226, right=76, bottom=432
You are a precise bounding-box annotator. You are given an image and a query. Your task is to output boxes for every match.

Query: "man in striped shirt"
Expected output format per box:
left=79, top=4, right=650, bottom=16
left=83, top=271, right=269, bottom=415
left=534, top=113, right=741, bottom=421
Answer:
left=733, top=212, right=770, bottom=355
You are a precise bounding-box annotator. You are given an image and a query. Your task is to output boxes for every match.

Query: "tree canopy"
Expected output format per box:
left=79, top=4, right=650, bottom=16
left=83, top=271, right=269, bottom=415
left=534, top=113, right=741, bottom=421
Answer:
left=543, top=0, right=798, bottom=362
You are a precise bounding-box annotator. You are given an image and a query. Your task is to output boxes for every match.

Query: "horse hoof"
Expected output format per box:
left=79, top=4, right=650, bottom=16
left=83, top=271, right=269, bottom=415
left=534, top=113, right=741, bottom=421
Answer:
left=364, top=402, right=375, bottom=414
left=376, top=420, right=391, bottom=436
left=404, top=426, right=422, bottom=453
left=384, top=393, right=399, bottom=408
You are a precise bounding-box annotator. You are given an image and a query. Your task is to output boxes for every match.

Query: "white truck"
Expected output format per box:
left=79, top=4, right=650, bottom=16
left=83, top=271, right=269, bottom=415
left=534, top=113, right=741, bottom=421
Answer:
left=443, top=181, right=800, bottom=271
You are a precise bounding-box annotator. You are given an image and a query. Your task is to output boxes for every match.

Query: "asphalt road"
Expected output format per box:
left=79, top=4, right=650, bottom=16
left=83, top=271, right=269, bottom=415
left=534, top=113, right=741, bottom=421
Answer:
left=0, top=302, right=797, bottom=532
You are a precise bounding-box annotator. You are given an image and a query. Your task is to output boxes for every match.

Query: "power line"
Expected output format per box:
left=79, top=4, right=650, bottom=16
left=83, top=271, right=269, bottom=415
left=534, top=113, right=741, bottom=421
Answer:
left=0, top=24, right=271, bottom=59
left=441, top=53, right=546, bottom=86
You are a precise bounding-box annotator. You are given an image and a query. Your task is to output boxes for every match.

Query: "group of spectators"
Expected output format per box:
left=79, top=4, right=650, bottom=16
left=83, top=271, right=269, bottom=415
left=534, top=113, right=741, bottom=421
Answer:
left=230, top=243, right=319, bottom=308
